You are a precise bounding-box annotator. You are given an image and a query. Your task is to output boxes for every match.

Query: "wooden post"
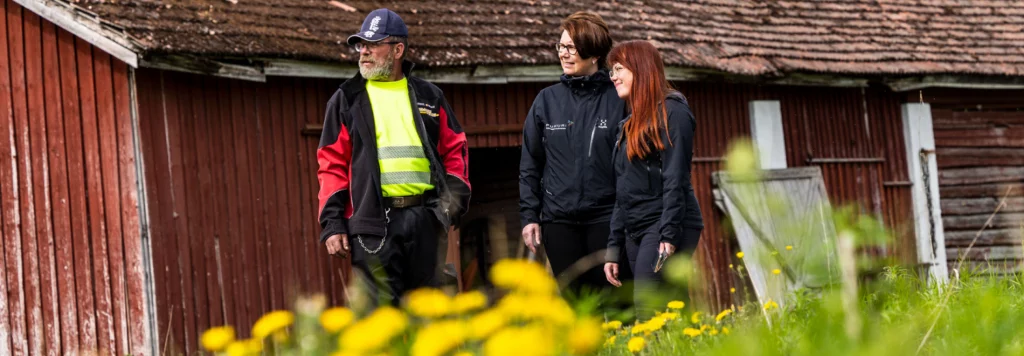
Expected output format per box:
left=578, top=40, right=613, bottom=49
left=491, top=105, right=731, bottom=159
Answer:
left=749, top=100, right=787, bottom=169
left=901, top=103, right=949, bottom=284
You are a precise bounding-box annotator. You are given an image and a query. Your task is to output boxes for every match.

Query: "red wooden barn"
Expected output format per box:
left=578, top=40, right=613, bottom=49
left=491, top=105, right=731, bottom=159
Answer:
left=1, top=0, right=1022, bottom=354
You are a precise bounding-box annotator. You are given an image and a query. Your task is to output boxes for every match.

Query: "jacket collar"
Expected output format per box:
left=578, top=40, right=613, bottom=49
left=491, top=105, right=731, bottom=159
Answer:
left=560, top=69, right=612, bottom=91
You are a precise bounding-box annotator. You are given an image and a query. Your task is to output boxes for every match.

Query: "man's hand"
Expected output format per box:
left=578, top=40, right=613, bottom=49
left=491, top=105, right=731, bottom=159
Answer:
left=604, top=263, right=622, bottom=287
left=522, top=223, right=542, bottom=254
left=325, top=234, right=349, bottom=257
left=659, top=242, right=677, bottom=257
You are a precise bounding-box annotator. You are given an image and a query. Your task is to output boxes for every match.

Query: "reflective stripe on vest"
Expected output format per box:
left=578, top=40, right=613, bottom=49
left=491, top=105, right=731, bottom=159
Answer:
left=366, top=79, right=435, bottom=197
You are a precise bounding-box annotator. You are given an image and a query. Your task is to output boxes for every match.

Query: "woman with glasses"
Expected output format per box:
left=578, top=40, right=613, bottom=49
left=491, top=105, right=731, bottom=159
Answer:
left=519, top=11, right=627, bottom=298
left=603, top=40, right=703, bottom=319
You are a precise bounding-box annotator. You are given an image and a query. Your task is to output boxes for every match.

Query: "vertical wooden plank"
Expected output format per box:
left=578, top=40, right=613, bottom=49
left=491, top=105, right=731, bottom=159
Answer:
left=258, top=82, right=281, bottom=310
left=134, top=68, right=170, bottom=354
left=92, top=48, right=127, bottom=355
left=56, top=24, right=87, bottom=355
left=75, top=36, right=115, bottom=355
left=213, top=77, right=240, bottom=329
left=227, top=79, right=256, bottom=334
left=247, top=82, right=272, bottom=318
left=279, top=79, right=301, bottom=297
left=113, top=62, right=147, bottom=355
left=200, top=76, right=226, bottom=328
left=10, top=4, right=43, bottom=354
left=303, top=80, right=326, bottom=298
left=0, top=1, right=21, bottom=354
left=289, top=79, right=311, bottom=294
left=40, top=19, right=69, bottom=356
left=163, top=71, right=194, bottom=352
left=184, top=74, right=212, bottom=336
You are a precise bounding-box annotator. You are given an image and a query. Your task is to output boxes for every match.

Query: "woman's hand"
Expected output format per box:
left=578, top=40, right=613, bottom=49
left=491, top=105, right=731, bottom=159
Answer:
left=522, top=223, right=541, bottom=253
left=659, top=242, right=676, bottom=256
left=604, top=263, right=622, bottom=287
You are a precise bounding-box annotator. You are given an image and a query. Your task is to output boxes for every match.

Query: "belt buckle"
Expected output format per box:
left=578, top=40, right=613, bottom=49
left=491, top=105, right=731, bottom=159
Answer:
left=394, top=196, right=407, bottom=208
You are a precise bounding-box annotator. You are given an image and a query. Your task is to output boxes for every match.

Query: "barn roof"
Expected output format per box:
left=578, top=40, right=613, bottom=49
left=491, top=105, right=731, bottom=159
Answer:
left=29, top=0, right=1024, bottom=79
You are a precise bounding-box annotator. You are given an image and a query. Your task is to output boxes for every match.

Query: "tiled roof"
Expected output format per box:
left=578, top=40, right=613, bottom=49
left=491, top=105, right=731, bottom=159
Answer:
left=76, top=0, right=1024, bottom=76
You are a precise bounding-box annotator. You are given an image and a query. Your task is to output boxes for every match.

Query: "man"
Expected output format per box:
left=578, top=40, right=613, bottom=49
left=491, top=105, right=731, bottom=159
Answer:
left=317, top=8, right=471, bottom=306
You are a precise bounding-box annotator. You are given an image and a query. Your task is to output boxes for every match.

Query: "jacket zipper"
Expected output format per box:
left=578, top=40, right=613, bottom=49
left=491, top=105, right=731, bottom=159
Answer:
left=587, top=122, right=597, bottom=158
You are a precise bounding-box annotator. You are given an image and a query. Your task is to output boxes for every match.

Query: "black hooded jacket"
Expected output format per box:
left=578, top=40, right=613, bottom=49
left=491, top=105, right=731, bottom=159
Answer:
left=519, top=70, right=627, bottom=227
left=606, top=92, right=704, bottom=262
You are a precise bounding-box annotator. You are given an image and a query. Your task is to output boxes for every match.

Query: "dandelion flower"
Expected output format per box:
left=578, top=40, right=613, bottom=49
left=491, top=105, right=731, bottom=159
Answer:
left=682, top=328, right=702, bottom=338
left=252, top=311, right=293, bottom=340
left=484, top=325, right=554, bottom=356
left=411, top=320, right=467, bottom=356
left=223, top=340, right=247, bottom=356
left=763, top=300, right=779, bottom=310
left=604, top=335, right=617, bottom=347
left=722, top=327, right=731, bottom=335
left=567, top=318, right=603, bottom=355
left=468, top=309, right=506, bottom=340
left=405, top=288, right=453, bottom=318
left=661, top=312, right=680, bottom=321
left=709, top=328, right=719, bottom=336
left=455, top=352, right=475, bottom=356
left=715, top=309, right=733, bottom=322
left=730, top=288, right=736, bottom=293
left=320, top=307, right=355, bottom=333
left=490, top=259, right=557, bottom=295
left=772, top=269, right=781, bottom=275
left=452, top=291, right=488, bottom=314
left=736, top=252, right=744, bottom=259
left=602, top=320, right=623, bottom=330
left=700, top=324, right=711, bottom=332
left=728, top=264, right=734, bottom=269
left=627, top=337, right=645, bottom=353
left=667, top=300, right=685, bottom=310
left=201, top=326, right=235, bottom=352
left=339, top=307, right=409, bottom=353
left=786, top=245, right=793, bottom=250
left=690, top=312, right=702, bottom=324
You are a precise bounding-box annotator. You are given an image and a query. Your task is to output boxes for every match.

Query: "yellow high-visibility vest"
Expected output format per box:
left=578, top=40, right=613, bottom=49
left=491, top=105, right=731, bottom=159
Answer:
left=366, top=78, right=434, bottom=197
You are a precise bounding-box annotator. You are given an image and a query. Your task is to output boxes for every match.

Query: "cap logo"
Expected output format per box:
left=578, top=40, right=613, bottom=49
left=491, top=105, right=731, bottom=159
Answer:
left=369, top=16, right=381, bottom=32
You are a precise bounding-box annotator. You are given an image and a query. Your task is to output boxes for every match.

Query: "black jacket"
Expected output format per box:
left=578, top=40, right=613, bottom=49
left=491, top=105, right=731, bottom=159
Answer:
left=519, top=70, right=627, bottom=227
left=606, top=93, right=704, bottom=262
left=317, top=61, right=471, bottom=242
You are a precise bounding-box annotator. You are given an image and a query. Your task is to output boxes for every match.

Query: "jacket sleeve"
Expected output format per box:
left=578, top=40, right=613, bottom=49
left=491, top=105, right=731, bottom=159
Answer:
left=606, top=124, right=626, bottom=263
left=437, top=96, right=472, bottom=217
left=317, top=90, right=352, bottom=242
left=658, top=100, right=699, bottom=248
left=519, top=96, right=545, bottom=227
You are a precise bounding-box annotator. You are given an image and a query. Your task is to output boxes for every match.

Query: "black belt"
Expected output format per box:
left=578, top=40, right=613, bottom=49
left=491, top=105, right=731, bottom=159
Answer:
left=384, top=195, right=424, bottom=208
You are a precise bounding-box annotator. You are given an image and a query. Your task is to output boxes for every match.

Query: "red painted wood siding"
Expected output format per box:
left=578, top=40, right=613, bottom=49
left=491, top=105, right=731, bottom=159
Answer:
left=0, top=1, right=147, bottom=355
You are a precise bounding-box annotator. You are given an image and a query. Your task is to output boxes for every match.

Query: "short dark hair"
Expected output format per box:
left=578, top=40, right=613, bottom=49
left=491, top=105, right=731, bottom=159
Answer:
left=391, top=35, right=409, bottom=60
left=560, top=12, right=613, bottom=67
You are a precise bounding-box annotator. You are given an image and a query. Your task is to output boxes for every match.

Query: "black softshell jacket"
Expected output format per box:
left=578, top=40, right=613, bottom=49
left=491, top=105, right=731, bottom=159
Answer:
left=519, top=70, right=627, bottom=227
left=606, top=93, right=704, bottom=262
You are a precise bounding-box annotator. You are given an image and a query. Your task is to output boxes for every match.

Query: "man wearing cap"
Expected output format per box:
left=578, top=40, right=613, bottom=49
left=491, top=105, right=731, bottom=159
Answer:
left=317, top=8, right=471, bottom=306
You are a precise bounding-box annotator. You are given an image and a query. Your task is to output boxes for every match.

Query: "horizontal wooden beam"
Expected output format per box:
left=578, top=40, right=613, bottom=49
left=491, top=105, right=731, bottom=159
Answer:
left=15, top=0, right=140, bottom=67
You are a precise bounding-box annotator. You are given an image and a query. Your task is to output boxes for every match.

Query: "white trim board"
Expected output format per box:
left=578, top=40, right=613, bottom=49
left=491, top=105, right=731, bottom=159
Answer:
left=13, top=0, right=139, bottom=67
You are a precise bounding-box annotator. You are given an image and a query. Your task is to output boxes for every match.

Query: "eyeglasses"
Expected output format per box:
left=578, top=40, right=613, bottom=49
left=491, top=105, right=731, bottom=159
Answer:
left=555, top=43, right=578, bottom=55
left=610, top=65, right=628, bottom=77
left=353, top=41, right=400, bottom=52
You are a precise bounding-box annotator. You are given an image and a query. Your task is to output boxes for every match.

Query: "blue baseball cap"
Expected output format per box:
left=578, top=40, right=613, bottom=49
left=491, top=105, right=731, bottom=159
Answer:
left=347, top=9, right=409, bottom=45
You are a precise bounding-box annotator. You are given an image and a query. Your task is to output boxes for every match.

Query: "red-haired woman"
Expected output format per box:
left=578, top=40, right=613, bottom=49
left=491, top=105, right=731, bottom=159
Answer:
left=603, top=40, right=704, bottom=318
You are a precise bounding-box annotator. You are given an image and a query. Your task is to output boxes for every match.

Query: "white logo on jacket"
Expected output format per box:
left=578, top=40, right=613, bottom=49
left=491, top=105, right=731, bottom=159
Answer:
left=598, top=119, right=608, bottom=129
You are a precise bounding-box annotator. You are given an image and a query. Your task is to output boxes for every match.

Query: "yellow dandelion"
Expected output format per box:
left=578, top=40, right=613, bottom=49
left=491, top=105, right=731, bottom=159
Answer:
left=786, top=245, right=793, bottom=250
left=604, top=335, right=617, bottom=347
left=201, top=326, right=235, bottom=352
left=690, top=312, right=702, bottom=324
left=484, top=325, right=554, bottom=356
left=339, top=307, right=410, bottom=353
left=763, top=300, right=779, bottom=310
left=661, top=312, right=680, bottom=321
left=728, top=264, right=734, bottom=269
left=682, top=327, right=702, bottom=338
left=223, top=340, right=247, bottom=356
left=454, top=352, right=474, bottom=356
left=452, top=290, right=488, bottom=314
left=700, top=324, right=711, bottom=332
left=252, top=311, right=294, bottom=340
left=667, top=300, right=685, bottom=310
left=490, top=259, right=557, bottom=295
left=411, top=320, right=467, bottom=356
left=627, top=337, right=645, bottom=353
left=730, top=288, right=736, bottom=293
left=468, top=309, right=507, bottom=340
left=710, top=328, right=719, bottom=336
left=715, top=309, right=733, bottom=322
left=320, top=307, right=355, bottom=333
left=736, top=252, right=744, bottom=259
left=772, top=269, right=781, bottom=275
left=644, top=317, right=667, bottom=333
left=405, top=288, right=453, bottom=318
left=722, top=326, right=731, bottom=335
left=567, top=318, right=603, bottom=355
left=602, top=320, right=623, bottom=330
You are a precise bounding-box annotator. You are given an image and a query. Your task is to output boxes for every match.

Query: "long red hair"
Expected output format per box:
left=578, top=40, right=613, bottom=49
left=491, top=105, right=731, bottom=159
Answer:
left=608, top=40, right=674, bottom=160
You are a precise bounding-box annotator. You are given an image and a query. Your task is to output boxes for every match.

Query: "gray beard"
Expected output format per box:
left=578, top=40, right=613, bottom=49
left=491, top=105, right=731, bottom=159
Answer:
left=360, top=51, right=396, bottom=81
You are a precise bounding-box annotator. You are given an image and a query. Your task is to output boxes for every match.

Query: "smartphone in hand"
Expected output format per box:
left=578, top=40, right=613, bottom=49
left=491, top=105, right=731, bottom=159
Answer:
left=653, top=250, right=669, bottom=273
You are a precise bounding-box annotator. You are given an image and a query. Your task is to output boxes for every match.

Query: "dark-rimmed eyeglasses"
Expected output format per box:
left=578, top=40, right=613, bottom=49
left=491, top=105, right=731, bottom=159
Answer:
left=353, top=41, right=400, bottom=52
left=555, top=43, right=578, bottom=55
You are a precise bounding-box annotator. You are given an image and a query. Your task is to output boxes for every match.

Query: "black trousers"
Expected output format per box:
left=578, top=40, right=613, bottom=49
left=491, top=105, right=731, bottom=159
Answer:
left=625, top=224, right=700, bottom=320
left=541, top=223, right=632, bottom=298
left=349, top=205, right=443, bottom=307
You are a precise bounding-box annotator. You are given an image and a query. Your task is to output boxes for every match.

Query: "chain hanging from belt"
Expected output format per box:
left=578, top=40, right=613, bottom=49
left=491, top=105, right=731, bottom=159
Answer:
left=357, top=208, right=390, bottom=254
